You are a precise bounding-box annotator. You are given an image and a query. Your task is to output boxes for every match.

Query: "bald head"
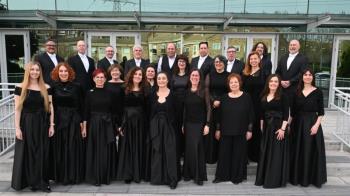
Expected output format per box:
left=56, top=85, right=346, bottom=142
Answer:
left=289, top=39, right=300, bottom=54
left=166, top=43, right=176, bottom=58
left=76, top=40, right=86, bottom=54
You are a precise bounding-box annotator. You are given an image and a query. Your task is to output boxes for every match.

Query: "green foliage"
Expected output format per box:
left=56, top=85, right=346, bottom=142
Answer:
left=338, top=43, right=350, bottom=78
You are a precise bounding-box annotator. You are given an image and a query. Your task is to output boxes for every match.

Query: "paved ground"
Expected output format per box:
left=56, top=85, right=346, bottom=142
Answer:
left=0, top=110, right=350, bottom=195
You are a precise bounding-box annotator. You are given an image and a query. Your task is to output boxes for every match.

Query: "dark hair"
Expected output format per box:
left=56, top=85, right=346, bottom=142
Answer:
left=51, top=62, right=75, bottom=82
left=199, top=41, right=208, bottom=48
left=296, top=67, right=316, bottom=96
left=173, top=54, right=190, bottom=75
left=227, top=73, right=242, bottom=91
left=213, top=55, right=227, bottom=66
left=92, top=68, right=107, bottom=78
left=125, top=67, right=146, bottom=94
left=188, top=68, right=204, bottom=98
left=107, top=64, right=123, bottom=78
left=243, top=51, right=261, bottom=76
left=45, top=38, right=56, bottom=44
left=261, top=74, right=282, bottom=101
left=252, top=42, right=268, bottom=55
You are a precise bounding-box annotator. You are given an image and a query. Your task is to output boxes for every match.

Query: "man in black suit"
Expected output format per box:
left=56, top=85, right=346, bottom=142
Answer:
left=97, top=45, right=118, bottom=74
left=225, top=46, right=244, bottom=75
left=124, top=45, right=150, bottom=76
left=157, top=42, right=177, bottom=76
left=67, top=40, right=95, bottom=93
left=35, top=39, right=64, bottom=85
left=190, top=41, right=213, bottom=78
left=276, top=39, right=309, bottom=101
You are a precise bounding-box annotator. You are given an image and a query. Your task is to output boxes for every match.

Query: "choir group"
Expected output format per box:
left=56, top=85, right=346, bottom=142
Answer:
left=11, top=39, right=327, bottom=192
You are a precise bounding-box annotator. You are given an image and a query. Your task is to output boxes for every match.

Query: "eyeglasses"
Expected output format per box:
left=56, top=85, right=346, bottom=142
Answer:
left=227, top=50, right=236, bottom=53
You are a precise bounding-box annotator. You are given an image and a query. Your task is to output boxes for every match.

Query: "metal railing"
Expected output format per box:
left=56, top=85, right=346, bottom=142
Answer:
left=330, top=87, right=350, bottom=148
left=0, top=94, right=15, bottom=156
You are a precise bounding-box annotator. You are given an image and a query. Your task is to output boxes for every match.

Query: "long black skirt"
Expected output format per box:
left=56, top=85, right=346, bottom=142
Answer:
left=183, top=122, right=207, bottom=182
left=255, top=112, right=289, bottom=188
left=149, top=112, right=178, bottom=186
left=248, top=120, right=262, bottom=162
left=117, top=107, right=145, bottom=182
left=11, top=111, right=50, bottom=190
left=215, top=135, right=247, bottom=183
left=85, top=112, right=117, bottom=185
left=50, top=107, right=85, bottom=184
left=290, top=112, right=327, bottom=187
left=204, top=108, right=219, bottom=164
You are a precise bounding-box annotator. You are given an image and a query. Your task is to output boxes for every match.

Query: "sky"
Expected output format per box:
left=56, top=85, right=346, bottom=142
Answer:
left=3, top=0, right=350, bottom=14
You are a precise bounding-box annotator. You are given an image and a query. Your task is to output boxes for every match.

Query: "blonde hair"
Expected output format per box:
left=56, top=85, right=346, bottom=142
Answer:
left=17, top=62, right=50, bottom=112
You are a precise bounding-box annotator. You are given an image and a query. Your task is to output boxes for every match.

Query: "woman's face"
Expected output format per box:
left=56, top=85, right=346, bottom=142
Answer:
left=133, top=70, right=143, bottom=84
left=268, top=76, right=280, bottom=91
left=29, top=64, right=41, bottom=80
left=229, top=77, right=240, bottom=92
left=157, top=73, right=168, bottom=88
left=214, top=57, right=225, bottom=71
left=255, top=43, right=264, bottom=56
left=249, top=54, right=260, bottom=68
left=177, top=59, right=187, bottom=70
left=303, top=71, right=314, bottom=85
left=58, top=65, right=69, bottom=82
left=190, top=70, right=200, bottom=86
left=94, top=73, right=106, bottom=87
left=146, top=67, right=155, bottom=80
left=110, top=67, right=121, bottom=80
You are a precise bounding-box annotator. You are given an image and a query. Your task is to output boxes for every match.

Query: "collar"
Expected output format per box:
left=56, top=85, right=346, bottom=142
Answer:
left=199, top=55, right=208, bottom=60
left=289, top=52, right=298, bottom=57
left=78, top=53, right=86, bottom=58
left=47, top=52, right=56, bottom=57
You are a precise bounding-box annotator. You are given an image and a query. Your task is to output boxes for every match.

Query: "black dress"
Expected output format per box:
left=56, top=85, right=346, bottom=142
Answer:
left=182, top=90, right=210, bottom=183
left=105, top=82, right=125, bottom=128
left=255, top=94, right=289, bottom=188
left=215, top=93, right=254, bottom=183
left=84, top=87, right=117, bottom=185
left=204, top=70, right=229, bottom=164
left=290, top=88, right=327, bottom=187
left=171, top=74, right=189, bottom=157
left=117, top=91, right=146, bottom=182
left=11, top=87, right=51, bottom=190
left=50, top=81, right=85, bottom=184
left=242, top=69, right=266, bottom=162
left=148, top=91, right=178, bottom=188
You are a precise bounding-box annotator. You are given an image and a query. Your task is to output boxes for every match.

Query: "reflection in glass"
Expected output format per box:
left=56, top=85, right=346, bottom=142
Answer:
left=5, top=35, right=25, bottom=83
left=90, top=36, right=110, bottom=63
left=183, top=34, right=222, bottom=62
left=116, top=36, right=135, bottom=63
left=228, top=38, right=247, bottom=62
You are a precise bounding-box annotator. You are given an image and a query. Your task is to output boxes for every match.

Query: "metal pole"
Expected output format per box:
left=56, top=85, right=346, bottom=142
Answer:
left=244, top=0, right=247, bottom=14
left=307, top=0, right=310, bottom=15
left=55, top=0, right=57, bottom=12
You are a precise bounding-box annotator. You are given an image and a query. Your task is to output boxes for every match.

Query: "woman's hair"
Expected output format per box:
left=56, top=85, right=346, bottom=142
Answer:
left=243, top=51, right=261, bottom=76
left=226, top=73, right=242, bottom=91
left=188, top=68, right=204, bottom=97
left=213, top=55, right=228, bottom=67
left=17, top=61, right=50, bottom=112
left=173, top=54, right=190, bottom=75
left=107, top=64, right=123, bottom=79
left=296, top=67, right=316, bottom=96
left=261, top=74, right=282, bottom=101
left=252, top=41, right=268, bottom=55
left=125, top=66, right=146, bottom=94
left=92, top=68, right=107, bottom=78
left=51, top=62, right=75, bottom=82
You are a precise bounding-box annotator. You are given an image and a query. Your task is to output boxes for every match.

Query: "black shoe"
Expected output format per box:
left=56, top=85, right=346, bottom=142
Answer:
left=212, top=179, right=221, bottom=183
left=124, top=180, right=132, bottom=184
left=42, top=186, right=51, bottom=193
left=196, top=181, right=203, bottom=186
left=170, top=182, right=177, bottom=189
left=183, top=177, right=191, bottom=182
left=30, top=187, right=38, bottom=192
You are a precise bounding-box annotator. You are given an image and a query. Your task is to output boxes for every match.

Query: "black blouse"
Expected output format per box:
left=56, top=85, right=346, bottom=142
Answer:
left=14, top=86, right=52, bottom=113
left=183, top=90, right=210, bottom=124
left=51, top=81, right=83, bottom=112
left=291, top=88, right=324, bottom=118
left=217, top=92, right=254, bottom=135
left=205, top=70, right=229, bottom=102
left=260, top=93, right=289, bottom=121
left=149, top=91, right=176, bottom=124
left=171, top=74, right=189, bottom=100
left=83, top=87, right=116, bottom=121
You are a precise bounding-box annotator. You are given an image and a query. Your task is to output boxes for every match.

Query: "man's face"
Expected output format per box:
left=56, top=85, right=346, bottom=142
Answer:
left=166, top=43, right=176, bottom=58
left=45, top=41, right=56, bottom=54
left=133, top=47, right=142, bottom=59
left=77, top=41, right=86, bottom=54
left=226, top=48, right=236, bottom=61
left=105, top=47, right=114, bottom=59
left=199, top=43, right=209, bottom=57
left=289, top=40, right=300, bottom=54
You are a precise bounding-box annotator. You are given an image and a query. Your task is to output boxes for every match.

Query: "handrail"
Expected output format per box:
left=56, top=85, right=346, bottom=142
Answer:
left=0, top=94, right=15, bottom=156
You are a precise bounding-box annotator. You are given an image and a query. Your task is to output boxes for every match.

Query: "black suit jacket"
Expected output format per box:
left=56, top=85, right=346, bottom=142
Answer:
left=124, top=58, right=150, bottom=76
left=68, top=54, right=95, bottom=93
left=276, top=53, right=309, bottom=86
left=227, top=59, right=244, bottom=75
left=261, top=54, right=272, bottom=76
left=97, top=57, right=118, bottom=73
left=190, top=56, right=213, bottom=78
left=35, top=52, right=64, bottom=85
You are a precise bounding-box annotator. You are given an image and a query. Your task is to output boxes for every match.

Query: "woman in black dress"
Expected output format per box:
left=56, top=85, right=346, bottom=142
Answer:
left=204, top=55, right=229, bottom=164
left=117, top=67, right=147, bottom=183
left=182, top=69, right=210, bottom=185
left=290, top=68, right=327, bottom=187
left=50, top=63, right=85, bottom=184
left=242, top=51, right=267, bottom=162
left=83, top=68, right=117, bottom=186
left=213, top=73, right=254, bottom=184
left=12, top=62, right=54, bottom=192
left=252, top=42, right=272, bottom=76
left=255, top=74, right=289, bottom=188
left=149, top=72, right=178, bottom=189
left=145, top=64, right=156, bottom=93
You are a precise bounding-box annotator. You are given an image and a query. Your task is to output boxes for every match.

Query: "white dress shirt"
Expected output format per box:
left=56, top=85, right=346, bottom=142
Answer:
left=197, top=55, right=208, bottom=69
left=78, top=53, right=90, bottom=72
left=157, top=55, right=177, bottom=73
left=226, top=59, right=235, bottom=72
left=47, top=52, right=58, bottom=66
left=107, top=57, right=114, bottom=65
left=287, top=52, right=298, bottom=70
left=135, top=58, right=141, bottom=67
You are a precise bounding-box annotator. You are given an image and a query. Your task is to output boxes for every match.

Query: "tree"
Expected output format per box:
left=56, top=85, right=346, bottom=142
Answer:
left=337, top=43, right=350, bottom=78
